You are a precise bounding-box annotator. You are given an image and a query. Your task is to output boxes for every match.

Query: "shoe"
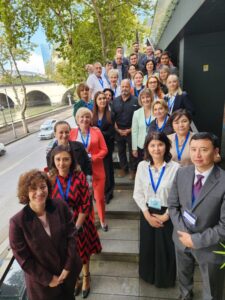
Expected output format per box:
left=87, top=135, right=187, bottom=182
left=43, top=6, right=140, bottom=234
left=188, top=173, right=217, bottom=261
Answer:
left=178, top=291, right=193, bottom=300
left=105, top=193, right=113, bottom=204
left=129, top=170, right=136, bottom=180
left=82, top=272, right=91, bottom=298
left=101, top=223, right=108, bottom=232
left=117, top=169, right=127, bottom=177
left=74, top=278, right=82, bottom=296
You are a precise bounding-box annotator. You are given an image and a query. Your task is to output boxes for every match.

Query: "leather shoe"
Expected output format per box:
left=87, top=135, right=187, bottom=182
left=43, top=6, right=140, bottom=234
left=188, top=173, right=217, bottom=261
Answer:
left=82, top=273, right=91, bottom=298
left=117, top=169, right=127, bottom=177
left=178, top=290, right=193, bottom=300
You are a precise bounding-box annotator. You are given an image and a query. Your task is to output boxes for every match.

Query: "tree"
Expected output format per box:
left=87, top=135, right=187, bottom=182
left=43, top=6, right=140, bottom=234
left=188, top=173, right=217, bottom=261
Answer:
left=0, top=0, right=38, bottom=133
left=26, top=0, right=154, bottom=85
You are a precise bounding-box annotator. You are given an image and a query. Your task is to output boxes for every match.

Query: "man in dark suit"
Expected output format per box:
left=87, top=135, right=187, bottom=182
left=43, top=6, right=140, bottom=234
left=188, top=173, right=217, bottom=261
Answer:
left=168, top=132, right=225, bottom=300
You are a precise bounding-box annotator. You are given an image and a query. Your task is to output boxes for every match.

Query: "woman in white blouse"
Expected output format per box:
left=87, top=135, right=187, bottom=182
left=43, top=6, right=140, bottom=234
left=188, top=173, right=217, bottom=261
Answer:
left=133, top=131, right=179, bottom=288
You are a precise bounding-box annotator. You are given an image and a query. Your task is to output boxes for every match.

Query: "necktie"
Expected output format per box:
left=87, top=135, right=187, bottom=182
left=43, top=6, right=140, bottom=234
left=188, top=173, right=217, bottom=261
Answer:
left=192, top=174, right=204, bottom=204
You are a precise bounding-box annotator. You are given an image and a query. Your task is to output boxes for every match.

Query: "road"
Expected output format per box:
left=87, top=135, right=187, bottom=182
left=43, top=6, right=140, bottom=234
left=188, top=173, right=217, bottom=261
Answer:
left=0, top=116, right=76, bottom=244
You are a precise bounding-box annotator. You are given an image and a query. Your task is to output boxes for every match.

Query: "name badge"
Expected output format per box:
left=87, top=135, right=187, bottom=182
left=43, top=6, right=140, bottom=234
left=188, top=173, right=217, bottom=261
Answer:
left=147, top=197, right=161, bottom=210
left=183, top=210, right=197, bottom=226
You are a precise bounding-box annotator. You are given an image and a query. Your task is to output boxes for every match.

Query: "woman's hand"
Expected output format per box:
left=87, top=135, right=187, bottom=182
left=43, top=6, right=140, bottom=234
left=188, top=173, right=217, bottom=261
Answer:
left=152, top=212, right=169, bottom=223
left=49, top=275, right=60, bottom=287
left=143, top=210, right=163, bottom=228
left=57, top=269, right=70, bottom=284
left=132, top=150, right=138, bottom=158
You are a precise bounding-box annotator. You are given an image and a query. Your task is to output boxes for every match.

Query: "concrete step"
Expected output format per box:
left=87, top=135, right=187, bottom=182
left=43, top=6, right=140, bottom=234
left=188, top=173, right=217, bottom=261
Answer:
left=106, top=190, right=139, bottom=219
left=114, top=175, right=134, bottom=190
left=76, top=259, right=203, bottom=299
left=93, top=219, right=139, bottom=262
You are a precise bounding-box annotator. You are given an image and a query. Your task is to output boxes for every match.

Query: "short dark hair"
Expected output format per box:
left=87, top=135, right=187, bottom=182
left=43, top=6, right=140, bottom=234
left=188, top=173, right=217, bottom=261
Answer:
left=105, top=60, right=112, bottom=65
left=161, top=51, right=170, bottom=58
left=130, top=52, right=138, bottom=59
left=144, top=132, right=172, bottom=164
left=169, top=109, right=192, bottom=127
left=144, top=59, right=156, bottom=72
left=190, top=132, right=219, bottom=148
left=132, top=42, right=139, bottom=46
left=17, top=170, right=52, bottom=204
left=103, top=88, right=114, bottom=98
left=54, top=120, right=70, bottom=133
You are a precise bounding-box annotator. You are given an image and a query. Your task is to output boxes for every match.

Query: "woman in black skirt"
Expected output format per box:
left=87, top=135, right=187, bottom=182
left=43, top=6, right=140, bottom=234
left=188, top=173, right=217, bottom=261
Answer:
left=133, top=131, right=179, bottom=288
left=92, top=91, right=115, bottom=204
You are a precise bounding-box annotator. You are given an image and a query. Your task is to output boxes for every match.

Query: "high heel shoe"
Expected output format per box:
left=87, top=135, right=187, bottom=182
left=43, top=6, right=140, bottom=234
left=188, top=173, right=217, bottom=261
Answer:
left=74, top=277, right=82, bottom=296
left=82, top=272, right=91, bottom=298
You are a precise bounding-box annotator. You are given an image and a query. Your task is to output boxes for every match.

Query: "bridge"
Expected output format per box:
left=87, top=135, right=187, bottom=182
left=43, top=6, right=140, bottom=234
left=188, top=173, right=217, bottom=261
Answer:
left=0, top=81, right=73, bottom=108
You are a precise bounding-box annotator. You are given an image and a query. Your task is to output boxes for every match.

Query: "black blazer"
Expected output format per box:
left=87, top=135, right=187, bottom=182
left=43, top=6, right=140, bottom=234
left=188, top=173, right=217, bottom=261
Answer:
left=164, top=92, right=194, bottom=116
left=148, top=117, right=174, bottom=135
left=94, top=114, right=115, bottom=153
left=112, top=61, right=128, bottom=79
left=46, top=140, right=92, bottom=175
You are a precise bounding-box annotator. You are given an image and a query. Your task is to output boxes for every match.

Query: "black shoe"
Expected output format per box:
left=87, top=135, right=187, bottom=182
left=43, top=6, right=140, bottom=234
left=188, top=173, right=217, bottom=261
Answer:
left=105, top=193, right=113, bottom=204
left=101, top=223, right=108, bottom=232
left=178, top=291, right=193, bottom=300
left=74, top=278, right=82, bottom=296
left=82, top=273, right=90, bottom=298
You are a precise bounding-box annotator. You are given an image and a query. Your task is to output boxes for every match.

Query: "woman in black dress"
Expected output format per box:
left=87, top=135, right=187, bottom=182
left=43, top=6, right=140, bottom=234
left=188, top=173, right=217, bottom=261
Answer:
left=133, top=132, right=179, bottom=288
left=92, top=91, right=115, bottom=203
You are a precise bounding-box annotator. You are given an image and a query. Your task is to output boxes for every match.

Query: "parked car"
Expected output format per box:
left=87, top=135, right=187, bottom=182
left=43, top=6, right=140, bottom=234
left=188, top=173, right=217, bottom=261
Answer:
left=0, top=143, right=6, bottom=156
left=38, top=119, right=57, bottom=140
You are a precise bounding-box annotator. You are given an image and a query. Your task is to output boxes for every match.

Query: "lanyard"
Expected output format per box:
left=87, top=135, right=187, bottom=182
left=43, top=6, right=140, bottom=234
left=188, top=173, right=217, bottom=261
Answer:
left=145, top=116, right=151, bottom=127
left=79, top=128, right=90, bottom=149
left=56, top=175, right=72, bottom=203
left=98, top=77, right=104, bottom=88
left=148, top=165, right=166, bottom=194
left=156, top=116, right=168, bottom=132
left=175, top=131, right=190, bottom=161
left=97, top=119, right=102, bottom=127
left=104, top=73, right=110, bottom=85
left=134, top=86, right=143, bottom=97
left=168, top=95, right=176, bottom=113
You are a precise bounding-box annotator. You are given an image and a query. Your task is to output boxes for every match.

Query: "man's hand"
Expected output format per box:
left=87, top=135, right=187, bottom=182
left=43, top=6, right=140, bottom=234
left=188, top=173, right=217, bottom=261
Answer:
left=132, top=150, right=138, bottom=158
left=177, top=231, right=194, bottom=248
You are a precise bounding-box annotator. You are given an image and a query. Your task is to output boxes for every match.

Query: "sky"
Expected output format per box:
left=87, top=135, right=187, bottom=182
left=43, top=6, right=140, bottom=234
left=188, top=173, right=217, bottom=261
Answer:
left=16, top=26, right=49, bottom=75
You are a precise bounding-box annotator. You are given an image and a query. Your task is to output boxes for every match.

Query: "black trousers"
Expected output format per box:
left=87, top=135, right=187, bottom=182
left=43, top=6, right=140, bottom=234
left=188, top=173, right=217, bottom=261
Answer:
left=139, top=207, right=176, bottom=288
left=103, top=149, right=115, bottom=197
left=115, top=132, right=137, bottom=171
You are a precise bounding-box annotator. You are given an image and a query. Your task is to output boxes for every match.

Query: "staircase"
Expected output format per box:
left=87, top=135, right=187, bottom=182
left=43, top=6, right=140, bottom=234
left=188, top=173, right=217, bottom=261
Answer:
left=76, top=174, right=204, bottom=300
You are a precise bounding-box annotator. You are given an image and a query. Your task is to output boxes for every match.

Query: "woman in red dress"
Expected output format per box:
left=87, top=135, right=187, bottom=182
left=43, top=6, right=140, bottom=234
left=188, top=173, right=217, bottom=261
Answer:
left=49, top=145, right=101, bottom=298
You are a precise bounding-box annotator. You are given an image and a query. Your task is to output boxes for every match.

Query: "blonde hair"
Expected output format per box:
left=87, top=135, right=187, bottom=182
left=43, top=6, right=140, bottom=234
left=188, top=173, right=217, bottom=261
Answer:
left=108, top=69, right=119, bottom=78
left=152, top=99, right=169, bottom=115
left=167, top=74, right=183, bottom=95
left=138, top=88, right=153, bottom=106
left=75, top=107, right=93, bottom=124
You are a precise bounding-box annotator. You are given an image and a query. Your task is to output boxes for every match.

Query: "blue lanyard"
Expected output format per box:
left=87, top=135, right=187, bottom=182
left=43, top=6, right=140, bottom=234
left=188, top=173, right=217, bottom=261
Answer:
left=98, top=77, right=104, bottom=88
left=104, top=73, right=110, bottom=85
left=79, top=128, right=90, bottom=149
left=175, top=131, right=190, bottom=161
left=148, top=165, right=166, bottom=194
left=56, top=175, right=72, bottom=203
left=168, top=96, right=175, bottom=113
left=97, top=119, right=102, bottom=127
left=156, top=116, right=168, bottom=132
left=134, top=86, right=143, bottom=97
left=145, top=116, right=151, bottom=127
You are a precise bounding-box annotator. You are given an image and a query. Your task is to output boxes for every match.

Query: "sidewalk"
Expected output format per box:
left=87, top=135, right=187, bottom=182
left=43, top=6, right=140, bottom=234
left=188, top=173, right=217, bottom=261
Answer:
left=0, top=106, right=73, bottom=145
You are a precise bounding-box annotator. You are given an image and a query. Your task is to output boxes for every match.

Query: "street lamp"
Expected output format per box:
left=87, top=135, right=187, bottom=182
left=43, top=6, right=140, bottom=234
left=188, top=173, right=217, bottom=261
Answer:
left=0, top=104, right=7, bottom=125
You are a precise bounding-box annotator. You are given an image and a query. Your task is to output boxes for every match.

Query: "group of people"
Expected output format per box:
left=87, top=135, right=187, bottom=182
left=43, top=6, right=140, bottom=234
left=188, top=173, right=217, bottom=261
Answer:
left=8, top=42, right=225, bottom=300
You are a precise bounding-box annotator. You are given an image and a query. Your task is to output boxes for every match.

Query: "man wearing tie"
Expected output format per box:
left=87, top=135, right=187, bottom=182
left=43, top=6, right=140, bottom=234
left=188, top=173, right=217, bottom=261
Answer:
left=168, top=132, right=225, bottom=300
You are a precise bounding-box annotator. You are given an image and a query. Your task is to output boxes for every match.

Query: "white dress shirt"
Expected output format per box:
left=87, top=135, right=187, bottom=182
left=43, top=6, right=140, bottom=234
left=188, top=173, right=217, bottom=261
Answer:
left=194, top=165, right=214, bottom=186
left=86, top=73, right=109, bottom=99
left=133, top=160, right=180, bottom=212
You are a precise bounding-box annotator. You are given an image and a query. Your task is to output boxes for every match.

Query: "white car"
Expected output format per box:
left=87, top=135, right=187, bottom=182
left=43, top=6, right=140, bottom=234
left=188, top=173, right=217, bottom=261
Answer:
left=38, top=119, right=57, bottom=140
left=0, top=143, right=6, bottom=156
